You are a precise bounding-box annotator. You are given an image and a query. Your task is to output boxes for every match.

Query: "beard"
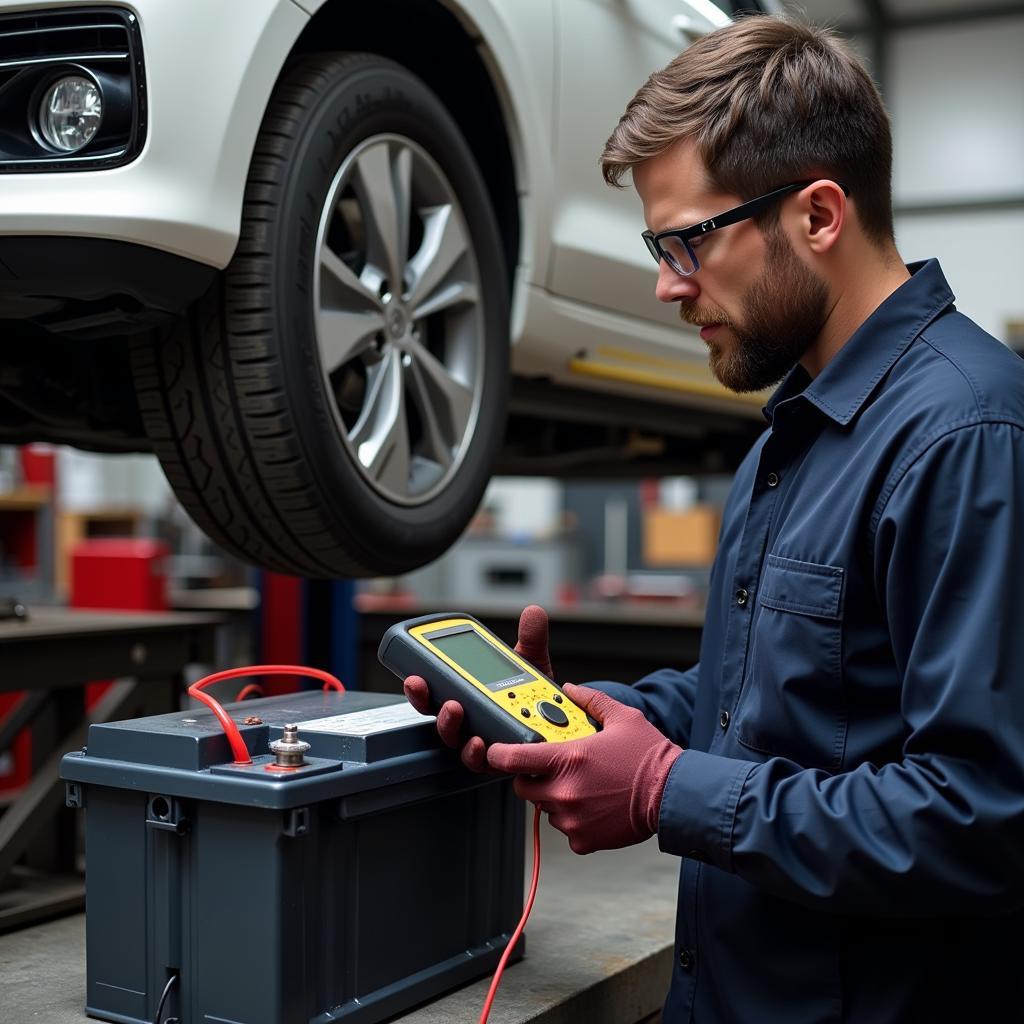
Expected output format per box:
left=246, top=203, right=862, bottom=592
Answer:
left=680, top=231, right=830, bottom=393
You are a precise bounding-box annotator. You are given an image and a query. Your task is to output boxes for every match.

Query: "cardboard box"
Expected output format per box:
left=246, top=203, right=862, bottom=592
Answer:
left=643, top=505, right=722, bottom=567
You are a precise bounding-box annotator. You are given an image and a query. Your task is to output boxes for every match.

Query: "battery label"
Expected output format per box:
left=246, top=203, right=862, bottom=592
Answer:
left=297, top=703, right=435, bottom=736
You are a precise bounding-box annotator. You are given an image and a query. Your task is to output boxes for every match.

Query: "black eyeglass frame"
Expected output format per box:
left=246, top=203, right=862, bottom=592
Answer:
left=642, top=179, right=850, bottom=276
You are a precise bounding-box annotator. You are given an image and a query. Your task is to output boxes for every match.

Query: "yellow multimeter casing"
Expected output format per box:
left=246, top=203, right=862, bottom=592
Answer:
left=378, top=613, right=597, bottom=744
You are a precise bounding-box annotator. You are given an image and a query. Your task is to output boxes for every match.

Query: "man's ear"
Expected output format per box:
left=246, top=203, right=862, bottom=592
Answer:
left=797, top=179, right=846, bottom=255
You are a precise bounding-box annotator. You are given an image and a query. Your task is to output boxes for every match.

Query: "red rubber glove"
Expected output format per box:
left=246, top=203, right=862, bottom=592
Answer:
left=403, top=604, right=555, bottom=772
left=487, top=683, right=683, bottom=854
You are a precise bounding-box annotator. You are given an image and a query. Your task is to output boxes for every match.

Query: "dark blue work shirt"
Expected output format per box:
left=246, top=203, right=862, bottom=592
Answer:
left=594, top=260, right=1024, bottom=1023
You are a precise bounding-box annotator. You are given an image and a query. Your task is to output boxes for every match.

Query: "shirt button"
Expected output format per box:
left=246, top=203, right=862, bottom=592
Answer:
left=766, top=472, right=780, bottom=487
left=735, top=588, right=749, bottom=606
left=719, top=710, right=730, bottom=729
left=679, top=948, right=695, bottom=970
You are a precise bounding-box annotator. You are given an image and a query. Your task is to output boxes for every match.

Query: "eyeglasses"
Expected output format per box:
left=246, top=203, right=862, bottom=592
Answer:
left=642, top=179, right=850, bottom=277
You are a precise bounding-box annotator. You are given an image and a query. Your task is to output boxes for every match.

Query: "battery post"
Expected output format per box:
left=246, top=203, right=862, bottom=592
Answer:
left=267, top=724, right=311, bottom=772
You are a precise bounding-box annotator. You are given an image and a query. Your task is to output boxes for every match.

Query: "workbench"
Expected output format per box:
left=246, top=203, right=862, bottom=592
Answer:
left=0, top=813, right=676, bottom=1024
left=0, top=607, right=222, bottom=931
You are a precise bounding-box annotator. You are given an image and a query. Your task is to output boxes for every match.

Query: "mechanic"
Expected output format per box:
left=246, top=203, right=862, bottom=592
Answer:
left=405, top=15, right=1024, bottom=1023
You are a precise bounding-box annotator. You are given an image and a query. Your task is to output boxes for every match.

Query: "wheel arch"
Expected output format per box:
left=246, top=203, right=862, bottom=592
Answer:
left=288, top=0, right=531, bottom=298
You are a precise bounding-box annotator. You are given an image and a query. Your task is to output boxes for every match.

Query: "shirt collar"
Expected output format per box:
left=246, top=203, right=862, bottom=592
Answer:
left=763, top=259, right=955, bottom=427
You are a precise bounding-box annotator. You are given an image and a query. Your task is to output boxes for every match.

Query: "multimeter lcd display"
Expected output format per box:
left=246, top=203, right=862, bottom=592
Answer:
left=428, top=629, right=526, bottom=687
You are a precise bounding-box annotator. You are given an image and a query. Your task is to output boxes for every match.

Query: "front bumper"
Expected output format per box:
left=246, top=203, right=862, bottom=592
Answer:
left=0, top=0, right=307, bottom=269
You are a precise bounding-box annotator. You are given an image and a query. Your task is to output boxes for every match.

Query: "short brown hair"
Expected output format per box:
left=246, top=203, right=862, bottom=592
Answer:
left=601, top=15, right=894, bottom=244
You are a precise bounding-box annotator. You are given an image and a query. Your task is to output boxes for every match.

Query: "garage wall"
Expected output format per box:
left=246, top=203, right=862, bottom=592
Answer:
left=895, top=209, right=1024, bottom=343
left=889, top=17, right=1024, bottom=205
left=887, top=14, right=1024, bottom=343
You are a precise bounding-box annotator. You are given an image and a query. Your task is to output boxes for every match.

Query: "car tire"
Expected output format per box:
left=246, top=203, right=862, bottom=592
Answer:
left=131, top=53, right=509, bottom=578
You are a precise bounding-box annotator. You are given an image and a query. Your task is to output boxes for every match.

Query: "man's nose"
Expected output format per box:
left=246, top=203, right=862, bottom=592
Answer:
left=655, top=261, right=700, bottom=304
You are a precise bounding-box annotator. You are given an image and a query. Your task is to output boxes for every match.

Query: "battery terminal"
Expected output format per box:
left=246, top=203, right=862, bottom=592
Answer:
left=269, top=724, right=311, bottom=769
left=186, top=665, right=344, bottom=766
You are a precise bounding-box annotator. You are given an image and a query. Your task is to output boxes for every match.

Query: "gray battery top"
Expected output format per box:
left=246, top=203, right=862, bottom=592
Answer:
left=61, top=690, right=454, bottom=810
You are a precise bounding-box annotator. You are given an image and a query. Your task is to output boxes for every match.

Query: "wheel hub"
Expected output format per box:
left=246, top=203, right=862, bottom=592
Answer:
left=385, top=301, right=409, bottom=340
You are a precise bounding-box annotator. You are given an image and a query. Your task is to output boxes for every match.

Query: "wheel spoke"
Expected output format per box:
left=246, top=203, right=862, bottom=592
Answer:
left=392, top=145, right=413, bottom=281
left=404, top=336, right=474, bottom=446
left=356, top=142, right=412, bottom=296
left=405, top=357, right=454, bottom=470
left=405, top=204, right=469, bottom=310
left=317, top=309, right=385, bottom=374
left=321, top=247, right=382, bottom=310
left=350, top=350, right=411, bottom=494
left=411, top=279, right=479, bottom=320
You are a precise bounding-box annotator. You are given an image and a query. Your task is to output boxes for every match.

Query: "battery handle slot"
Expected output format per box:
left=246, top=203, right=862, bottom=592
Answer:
left=146, top=794, right=188, bottom=834
left=283, top=806, right=310, bottom=837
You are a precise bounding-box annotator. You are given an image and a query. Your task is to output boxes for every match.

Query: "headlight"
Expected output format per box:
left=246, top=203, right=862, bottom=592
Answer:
left=38, top=75, right=103, bottom=152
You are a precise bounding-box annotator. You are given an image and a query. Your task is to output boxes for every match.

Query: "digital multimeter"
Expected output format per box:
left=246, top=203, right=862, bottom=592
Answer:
left=378, top=613, right=597, bottom=744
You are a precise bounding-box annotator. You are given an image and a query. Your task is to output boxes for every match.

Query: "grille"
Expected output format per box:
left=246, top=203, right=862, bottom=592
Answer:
left=0, top=6, right=146, bottom=171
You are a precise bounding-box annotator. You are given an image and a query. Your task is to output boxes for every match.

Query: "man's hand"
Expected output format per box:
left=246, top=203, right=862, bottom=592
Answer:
left=487, top=683, right=683, bottom=854
left=402, top=604, right=555, bottom=772
left=512, top=602, right=554, bottom=677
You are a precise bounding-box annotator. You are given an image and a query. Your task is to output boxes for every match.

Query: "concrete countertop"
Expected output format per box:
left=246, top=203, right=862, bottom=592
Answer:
left=1, top=815, right=678, bottom=1024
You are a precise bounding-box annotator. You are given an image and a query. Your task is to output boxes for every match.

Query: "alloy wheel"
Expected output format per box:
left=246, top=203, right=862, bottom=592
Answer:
left=313, top=134, right=486, bottom=506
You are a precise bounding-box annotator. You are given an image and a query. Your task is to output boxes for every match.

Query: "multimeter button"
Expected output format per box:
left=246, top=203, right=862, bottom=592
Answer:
left=537, top=701, right=569, bottom=727
left=507, top=691, right=516, bottom=699
left=553, top=694, right=564, bottom=704
left=521, top=708, right=531, bottom=718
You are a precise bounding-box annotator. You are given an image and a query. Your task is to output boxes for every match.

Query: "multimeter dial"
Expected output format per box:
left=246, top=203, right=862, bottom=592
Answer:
left=378, top=613, right=598, bottom=745
left=537, top=701, right=569, bottom=727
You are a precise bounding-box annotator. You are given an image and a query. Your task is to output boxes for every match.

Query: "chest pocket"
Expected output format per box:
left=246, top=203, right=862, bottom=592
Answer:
left=735, top=555, right=847, bottom=770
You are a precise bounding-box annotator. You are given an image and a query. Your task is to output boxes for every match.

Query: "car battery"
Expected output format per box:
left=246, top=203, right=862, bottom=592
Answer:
left=60, top=689, right=525, bottom=1024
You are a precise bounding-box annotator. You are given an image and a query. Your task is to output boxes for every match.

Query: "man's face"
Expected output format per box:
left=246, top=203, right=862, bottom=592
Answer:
left=633, top=139, right=829, bottom=393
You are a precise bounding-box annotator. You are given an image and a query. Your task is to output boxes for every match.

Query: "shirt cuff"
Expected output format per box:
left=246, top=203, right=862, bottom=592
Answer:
left=657, top=748, right=757, bottom=872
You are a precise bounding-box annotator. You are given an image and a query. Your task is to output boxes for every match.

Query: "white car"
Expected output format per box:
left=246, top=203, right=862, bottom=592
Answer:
left=0, top=0, right=764, bottom=577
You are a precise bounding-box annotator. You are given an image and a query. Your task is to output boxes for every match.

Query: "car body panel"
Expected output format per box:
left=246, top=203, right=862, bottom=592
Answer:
left=551, top=0, right=683, bottom=326
left=514, top=283, right=766, bottom=418
left=536, top=0, right=765, bottom=412
left=429, top=0, right=559, bottom=349
left=550, top=0, right=731, bottom=333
